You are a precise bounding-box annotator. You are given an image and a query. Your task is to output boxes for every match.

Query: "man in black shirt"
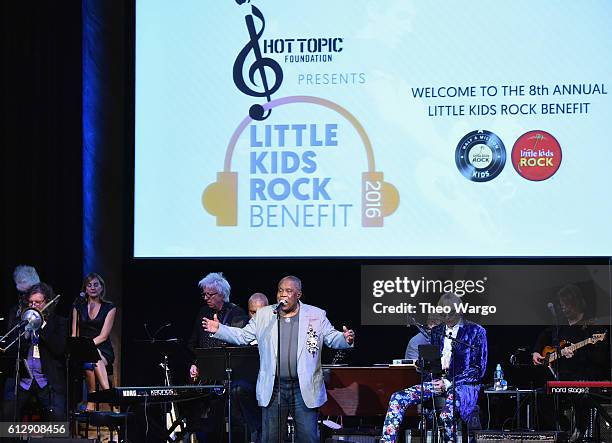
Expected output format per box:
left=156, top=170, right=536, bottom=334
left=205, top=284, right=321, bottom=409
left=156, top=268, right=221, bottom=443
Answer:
left=2, top=266, right=42, bottom=419
left=187, top=272, right=249, bottom=442
left=2, top=283, right=67, bottom=422
left=532, top=284, right=609, bottom=440
left=532, top=284, right=608, bottom=380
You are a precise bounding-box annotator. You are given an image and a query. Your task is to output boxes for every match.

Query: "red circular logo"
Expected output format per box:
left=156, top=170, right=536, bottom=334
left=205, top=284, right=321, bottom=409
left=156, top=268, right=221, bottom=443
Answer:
left=511, top=130, right=562, bottom=181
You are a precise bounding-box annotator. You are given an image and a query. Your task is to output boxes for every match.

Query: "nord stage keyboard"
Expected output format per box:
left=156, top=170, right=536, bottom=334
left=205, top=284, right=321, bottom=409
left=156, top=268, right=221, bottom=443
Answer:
left=88, top=384, right=224, bottom=404
left=546, top=381, right=612, bottom=394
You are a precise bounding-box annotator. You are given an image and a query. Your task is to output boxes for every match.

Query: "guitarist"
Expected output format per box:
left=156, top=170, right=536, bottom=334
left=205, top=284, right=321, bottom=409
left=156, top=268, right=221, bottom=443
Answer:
left=532, top=284, right=608, bottom=380
left=531, top=284, right=609, bottom=441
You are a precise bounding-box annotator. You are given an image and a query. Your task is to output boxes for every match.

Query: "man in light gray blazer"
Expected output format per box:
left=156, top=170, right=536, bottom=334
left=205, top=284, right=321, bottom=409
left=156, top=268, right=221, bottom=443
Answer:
left=202, top=275, right=355, bottom=443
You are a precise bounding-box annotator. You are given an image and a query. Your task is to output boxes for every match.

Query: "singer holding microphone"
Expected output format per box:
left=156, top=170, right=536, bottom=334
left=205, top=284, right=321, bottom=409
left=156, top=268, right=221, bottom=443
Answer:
left=71, top=272, right=116, bottom=411
left=201, top=275, right=355, bottom=443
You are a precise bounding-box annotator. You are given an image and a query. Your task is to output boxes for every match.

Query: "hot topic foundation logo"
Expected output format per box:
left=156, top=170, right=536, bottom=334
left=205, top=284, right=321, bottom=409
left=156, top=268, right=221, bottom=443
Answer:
left=233, top=2, right=284, bottom=121
left=511, top=130, right=562, bottom=181
left=201, top=96, right=399, bottom=227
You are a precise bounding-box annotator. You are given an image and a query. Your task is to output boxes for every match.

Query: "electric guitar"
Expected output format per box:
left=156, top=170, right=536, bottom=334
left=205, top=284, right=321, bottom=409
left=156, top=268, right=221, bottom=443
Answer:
left=542, top=332, right=607, bottom=365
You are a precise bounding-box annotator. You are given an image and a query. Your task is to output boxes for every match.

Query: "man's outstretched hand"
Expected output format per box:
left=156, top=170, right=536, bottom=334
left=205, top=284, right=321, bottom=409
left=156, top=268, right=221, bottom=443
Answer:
left=202, top=314, right=220, bottom=334
left=343, top=325, right=355, bottom=345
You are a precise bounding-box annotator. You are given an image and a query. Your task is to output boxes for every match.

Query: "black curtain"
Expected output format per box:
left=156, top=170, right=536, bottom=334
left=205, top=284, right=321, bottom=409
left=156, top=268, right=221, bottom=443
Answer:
left=1, top=1, right=83, bottom=318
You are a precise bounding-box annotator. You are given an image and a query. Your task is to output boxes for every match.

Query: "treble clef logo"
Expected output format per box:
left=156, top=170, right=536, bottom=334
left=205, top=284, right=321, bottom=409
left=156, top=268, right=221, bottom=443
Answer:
left=233, top=5, right=283, bottom=121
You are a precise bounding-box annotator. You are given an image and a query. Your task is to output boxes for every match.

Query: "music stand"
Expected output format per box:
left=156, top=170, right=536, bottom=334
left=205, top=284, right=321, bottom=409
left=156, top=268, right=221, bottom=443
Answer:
left=67, top=337, right=100, bottom=363
left=195, top=345, right=259, bottom=382
left=66, top=337, right=99, bottom=435
left=134, top=338, right=191, bottom=361
left=418, top=345, right=442, bottom=377
left=195, top=346, right=259, bottom=443
left=134, top=337, right=192, bottom=385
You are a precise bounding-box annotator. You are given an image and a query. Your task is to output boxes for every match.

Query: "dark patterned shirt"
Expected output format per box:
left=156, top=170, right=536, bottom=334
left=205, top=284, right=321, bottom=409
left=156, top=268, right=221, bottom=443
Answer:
left=189, top=302, right=248, bottom=351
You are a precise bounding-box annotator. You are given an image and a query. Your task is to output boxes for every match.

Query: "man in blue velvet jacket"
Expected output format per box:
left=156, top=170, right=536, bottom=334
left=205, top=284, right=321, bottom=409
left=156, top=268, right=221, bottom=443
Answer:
left=381, top=293, right=488, bottom=443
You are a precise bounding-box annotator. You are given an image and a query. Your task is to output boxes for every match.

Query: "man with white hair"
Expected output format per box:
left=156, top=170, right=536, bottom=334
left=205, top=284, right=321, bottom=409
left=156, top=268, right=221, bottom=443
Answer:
left=9, top=265, right=41, bottom=325
left=187, top=272, right=248, bottom=441
left=2, top=265, right=41, bottom=414
left=188, top=272, right=248, bottom=379
left=13, top=265, right=41, bottom=294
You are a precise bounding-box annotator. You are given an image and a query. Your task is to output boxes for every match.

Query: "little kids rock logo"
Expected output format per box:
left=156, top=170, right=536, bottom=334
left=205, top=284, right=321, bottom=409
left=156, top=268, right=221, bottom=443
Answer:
left=202, top=2, right=398, bottom=228
left=201, top=97, right=399, bottom=228
left=511, top=130, right=562, bottom=181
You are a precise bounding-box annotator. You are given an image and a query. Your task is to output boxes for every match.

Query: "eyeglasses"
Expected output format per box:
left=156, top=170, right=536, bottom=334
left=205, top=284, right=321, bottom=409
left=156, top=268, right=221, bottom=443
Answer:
left=202, top=291, right=220, bottom=299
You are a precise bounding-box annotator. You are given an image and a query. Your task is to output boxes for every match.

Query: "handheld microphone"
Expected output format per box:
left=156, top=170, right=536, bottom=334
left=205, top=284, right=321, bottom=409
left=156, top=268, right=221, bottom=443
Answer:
left=272, top=300, right=287, bottom=314
left=547, top=302, right=557, bottom=318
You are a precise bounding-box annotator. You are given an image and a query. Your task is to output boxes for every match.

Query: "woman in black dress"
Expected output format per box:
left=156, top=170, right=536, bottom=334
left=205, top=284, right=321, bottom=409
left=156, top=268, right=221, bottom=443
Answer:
left=71, top=272, right=116, bottom=410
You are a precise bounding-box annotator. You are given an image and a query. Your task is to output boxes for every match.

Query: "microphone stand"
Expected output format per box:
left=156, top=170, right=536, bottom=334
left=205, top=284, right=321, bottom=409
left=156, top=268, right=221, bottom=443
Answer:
left=67, top=294, right=86, bottom=435
left=13, top=327, right=22, bottom=422
left=275, top=304, right=282, bottom=443
left=435, top=325, right=475, bottom=443
left=550, top=307, right=561, bottom=432
left=408, top=317, right=433, bottom=441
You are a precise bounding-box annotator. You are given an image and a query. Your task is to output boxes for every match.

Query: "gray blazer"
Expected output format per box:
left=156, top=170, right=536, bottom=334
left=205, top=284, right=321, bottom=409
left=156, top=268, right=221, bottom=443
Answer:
left=214, top=301, right=352, bottom=408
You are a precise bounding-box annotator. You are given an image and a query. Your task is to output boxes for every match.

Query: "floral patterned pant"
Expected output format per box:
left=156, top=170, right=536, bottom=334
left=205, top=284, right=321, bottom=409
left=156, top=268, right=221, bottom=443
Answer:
left=381, top=382, right=455, bottom=443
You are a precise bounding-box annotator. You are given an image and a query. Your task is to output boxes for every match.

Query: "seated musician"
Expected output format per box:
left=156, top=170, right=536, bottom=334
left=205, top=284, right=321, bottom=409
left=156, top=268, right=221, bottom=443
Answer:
left=187, top=272, right=249, bottom=442
left=72, top=272, right=116, bottom=411
left=531, top=284, right=610, bottom=440
left=2, top=283, right=67, bottom=422
left=381, top=293, right=488, bottom=443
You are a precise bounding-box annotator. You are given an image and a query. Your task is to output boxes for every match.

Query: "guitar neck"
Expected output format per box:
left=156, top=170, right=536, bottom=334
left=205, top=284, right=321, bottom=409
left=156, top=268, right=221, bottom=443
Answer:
left=567, top=337, right=591, bottom=352
left=548, top=336, right=595, bottom=363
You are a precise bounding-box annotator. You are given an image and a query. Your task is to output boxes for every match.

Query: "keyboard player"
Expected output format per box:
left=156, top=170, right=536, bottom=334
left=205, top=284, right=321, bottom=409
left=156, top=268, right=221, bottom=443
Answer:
left=187, top=272, right=248, bottom=442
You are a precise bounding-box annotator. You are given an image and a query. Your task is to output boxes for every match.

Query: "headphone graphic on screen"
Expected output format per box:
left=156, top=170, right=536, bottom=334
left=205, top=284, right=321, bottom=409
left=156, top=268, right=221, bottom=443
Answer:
left=202, top=95, right=399, bottom=227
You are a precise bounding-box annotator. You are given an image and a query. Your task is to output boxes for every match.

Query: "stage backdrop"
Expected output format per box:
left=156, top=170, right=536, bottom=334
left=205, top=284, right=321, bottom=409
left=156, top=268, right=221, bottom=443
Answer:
left=133, top=0, right=612, bottom=258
